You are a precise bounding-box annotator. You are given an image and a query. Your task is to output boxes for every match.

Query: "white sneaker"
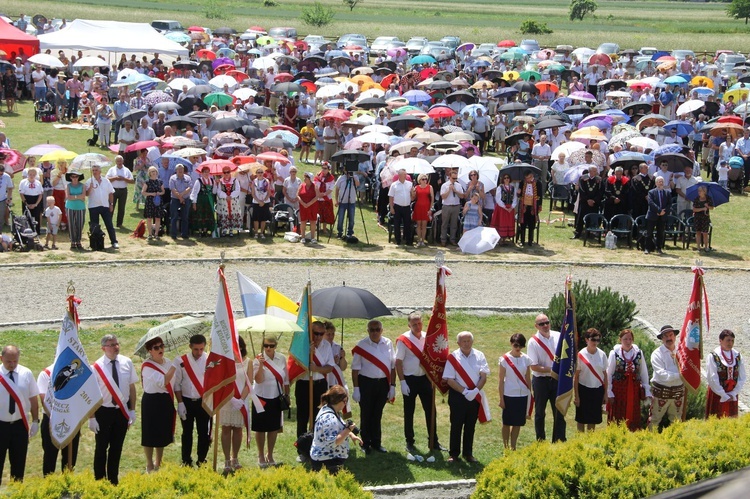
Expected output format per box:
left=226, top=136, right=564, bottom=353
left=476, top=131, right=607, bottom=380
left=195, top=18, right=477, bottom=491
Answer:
left=310, top=238, right=317, bottom=244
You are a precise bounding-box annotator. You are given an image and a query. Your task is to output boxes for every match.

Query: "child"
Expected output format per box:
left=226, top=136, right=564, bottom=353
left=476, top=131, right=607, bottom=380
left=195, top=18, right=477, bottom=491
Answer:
left=44, top=195, right=62, bottom=250
left=717, top=160, right=730, bottom=190
left=0, top=233, right=13, bottom=252
left=462, top=191, right=482, bottom=234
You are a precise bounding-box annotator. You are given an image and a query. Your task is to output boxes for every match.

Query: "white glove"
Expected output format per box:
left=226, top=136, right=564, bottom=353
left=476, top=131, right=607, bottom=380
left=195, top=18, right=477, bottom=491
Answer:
left=29, top=422, right=39, bottom=438
left=177, top=402, right=187, bottom=420
left=89, top=418, right=100, bottom=434
left=719, top=393, right=731, bottom=403
left=128, top=410, right=137, bottom=426
left=388, top=386, right=396, bottom=400
left=400, top=380, right=410, bottom=397
left=352, top=387, right=361, bottom=403
left=230, top=397, right=244, bottom=411
left=465, top=388, right=479, bottom=402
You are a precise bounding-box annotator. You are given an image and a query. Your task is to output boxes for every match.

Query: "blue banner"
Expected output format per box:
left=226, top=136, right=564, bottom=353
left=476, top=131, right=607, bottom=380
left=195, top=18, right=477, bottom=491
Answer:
left=552, top=282, right=578, bottom=416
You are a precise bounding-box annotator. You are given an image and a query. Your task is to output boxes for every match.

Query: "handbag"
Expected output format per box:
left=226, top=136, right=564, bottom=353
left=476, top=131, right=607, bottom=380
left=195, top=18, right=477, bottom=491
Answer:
left=153, top=194, right=161, bottom=206
left=276, top=379, right=291, bottom=411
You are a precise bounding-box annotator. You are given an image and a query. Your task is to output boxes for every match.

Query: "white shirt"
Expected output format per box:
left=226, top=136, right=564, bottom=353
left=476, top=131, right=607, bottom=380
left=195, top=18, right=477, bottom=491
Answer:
left=93, top=355, right=137, bottom=408
left=527, top=331, right=561, bottom=377
left=0, top=364, right=38, bottom=423
left=532, top=143, right=551, bottom=160
left=606, top=344, right=652, bottom=398
left=106, top=165, right=134, bottom=189
left=252, top=353, right=289, bottom=399
left=388, top=179, right=413, bottom=206
left=172, top=353, right=207, bottom=399
left=283, top=176, right=301, bottom=209
left=442, top=348, right=490, bottom=389
left=302, top=341, right=335, bottom=381
left=440, top=180, right=464, bottom=206
left=351, top=336, right=395, bottom=380
left=136, top=126, right=156, bottom=141
left=576, top=348, right=608, bottom=388
left=141, top=357, right=174, bottom=394
left=499, top=353, right=532, bottom=397
left=85, top=176, right=115, bottom=208
left=117, top=127, right=136, bottom=144
left=706, top=347, right=746, bottom=398
left=36, top=365, right=53, bottom=415
left=396, top=331, right=426, bottom=377
left=650, top=344, right=682, bottom=387
left=45, top=206, right=62, bottom=227
left=18, top=178, right=43, bottom=197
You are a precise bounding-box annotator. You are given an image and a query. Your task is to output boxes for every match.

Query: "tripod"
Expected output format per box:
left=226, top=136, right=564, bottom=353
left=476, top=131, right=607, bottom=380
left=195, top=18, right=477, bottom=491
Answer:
left=328, top=172, right=370, bottom=244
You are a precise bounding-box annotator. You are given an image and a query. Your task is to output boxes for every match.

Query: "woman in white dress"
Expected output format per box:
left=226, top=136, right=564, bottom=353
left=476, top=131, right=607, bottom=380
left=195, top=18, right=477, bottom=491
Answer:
left=220, top=336, right=249, bottom=473
left=497, top=334, right=532, bottom=449
left=140, top=336, right=176, bottom=472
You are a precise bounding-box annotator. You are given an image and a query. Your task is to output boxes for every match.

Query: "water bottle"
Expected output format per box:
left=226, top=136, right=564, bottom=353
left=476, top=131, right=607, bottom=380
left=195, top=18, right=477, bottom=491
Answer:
left=605, top=231, right=616, bottom=250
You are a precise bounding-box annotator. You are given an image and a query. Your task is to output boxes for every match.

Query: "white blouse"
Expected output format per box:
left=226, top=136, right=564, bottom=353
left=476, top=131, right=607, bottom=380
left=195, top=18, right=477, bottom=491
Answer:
left=18, top=178, right=44, bottom=197
left=499, top=353, right=532, bottom=397
left=141, top=357, right=174, bottom=394
left=577, top=348, right=608, bottom=389
left=252, top=353, right=289, bottom=399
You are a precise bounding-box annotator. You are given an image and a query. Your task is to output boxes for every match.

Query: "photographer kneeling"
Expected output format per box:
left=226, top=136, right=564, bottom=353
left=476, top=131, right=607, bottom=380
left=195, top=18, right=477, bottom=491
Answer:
left=310, top=385, right=362, bottom=474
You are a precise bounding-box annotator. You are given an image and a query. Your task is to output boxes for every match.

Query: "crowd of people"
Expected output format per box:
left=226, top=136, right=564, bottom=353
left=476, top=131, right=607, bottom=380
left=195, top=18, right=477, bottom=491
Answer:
left=0, top=312, right=744, bottom=483
left=2, top=23, right=749, bottom=253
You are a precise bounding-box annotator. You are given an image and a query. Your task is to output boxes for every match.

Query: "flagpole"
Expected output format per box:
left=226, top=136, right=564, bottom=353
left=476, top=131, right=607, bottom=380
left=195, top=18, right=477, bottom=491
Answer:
left=66, top=281, right=76, bottom=471
left=213, top=255, right=224, bottom=472
left=306, top=282, right=314, bottom=432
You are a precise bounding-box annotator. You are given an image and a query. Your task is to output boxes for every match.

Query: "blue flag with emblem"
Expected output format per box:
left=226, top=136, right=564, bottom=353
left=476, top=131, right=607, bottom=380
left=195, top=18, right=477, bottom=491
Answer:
left=551, top=277, right=578, bottom=416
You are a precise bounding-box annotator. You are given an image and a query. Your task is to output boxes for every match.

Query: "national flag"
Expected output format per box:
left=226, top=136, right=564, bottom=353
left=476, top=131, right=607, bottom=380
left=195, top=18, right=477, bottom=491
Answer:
left=237, top=272, right=266, bottom=317
left=287, top=283, right=312, bottom=384
left=422, top=266, right=451, bottom=394
left=677, top=265, right=709, bottom=392
left=265, top=286, right=298, bottom=321
left=46, top=295, right=103, bottom=449
left=202, top=266, right=242, bottom=416
left=552, top=277, right=578, bottom=416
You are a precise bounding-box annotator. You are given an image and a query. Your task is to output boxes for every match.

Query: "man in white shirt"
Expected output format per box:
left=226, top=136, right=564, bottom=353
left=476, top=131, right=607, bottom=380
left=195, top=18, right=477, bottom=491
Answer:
left=90, top=335, right=137, bottom=485
left=639, top=87, right=655, bottom=104
left=106, top=155, right=134, bottom=228
left=673, top=164, right=701, bottom=215
left=172, top=334, right=211, bottom=467
left=440, top=169, right=465, bottom=245
left=136, top=118, right=156, bottom=142
left=527, top=314, right=566, bottom=442
left=31, top=65, right=47, bottom=101
left=86, top=163, right=118, bottom=249
left=649, top=326, right=685, bottom=430
left=388, top=168, right=414, bottom=246
left=531, top=133, right=552, bottom=191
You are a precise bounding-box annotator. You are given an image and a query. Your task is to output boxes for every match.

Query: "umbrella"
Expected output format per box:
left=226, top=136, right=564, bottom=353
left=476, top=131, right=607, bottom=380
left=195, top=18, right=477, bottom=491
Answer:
left=685, top=182, right=730, bottom=207
left=609, top=130, right=643, bottom=149
left=628, top=136, right=659, bottom=151
left=493, top=87, right=520, bottom=100
left=331, top=150, right=371, bottom=164
left=267, top=130, right=300, bottom=147
left=311, top=285, right=392, bottom=320
left=588, top=53, right=612, bottom=66
left=391, top=140, right=424, bottom=155
left=504, top=132, right=532, bottom=148
left=24, top=144, right=65, bottom=156
left=568, top=148, right=606, bottom=167
left=211, top=131, right=247, bottom=145
left=256, top=152, right=291, bottom=164
left=394, top=157, right=435, bottom=175
left=498, top=163, right=541, bottom=182
left=663, top=75, right=688, bottom=86
left=709, top=122, right=744, bottom=139
left=235, top=315, right=303, bottom=336
left=512, top=81, right=537, bottom=93
left=215, top=143, right=251, bottom=156
left=28, top=53, right=64, bottom=68
left=208, top=117, right=244, bottom=131
left=655, top=153, right=694, bottom=173
left=402, top=90, right=433, bottom=104
left=598, top=79, right=627, bottom=90
left=171, top=147, right=208, bottom=158
left=535, top=118, right=567, bottom=130
left=460, top=156, right=500, bottom=188
left=168, top=78, right=196, bottom=91
left=446, top=90, right=476, bottom=104
left=444, top=131, right=478, bottom=142
left=388, top=115, right=425, bottom=131
left=562, top=164, right=594, bottom=184
left=611, top=152, right=651, bottom=170
left=109, top=140, right=160, bottom=154
left=458, top=227, right=501, bottom=255
left=551, top=141, right=585, bottom=161
left=209, top=75, right=239, bottom=90
left=354, top=97, right=387, bottom=110
left=197, top=159, right=237, bottom=175
left=261, top=137, right=294, bottom=150
left=412, top=131, right=444, bottom=144
left=570, top=127, right=606, bottom=142
left=133, top=316, right=210, bottom=359
left=203, top=92, right=235, bottom=108
left=153, top=101, right=181, bottom=113
left=427, top=105, right=456, bottom=119
left=497, top=102, right=528, bottom=113
left=663, top=120, right=694, bottom=138
left=409, top=55, right=437, bottom=65
left=246, top=107, right=276, bottom=118
left=272, top=82, right=304, bottom=93
left=636, top=114, right=669, bottom=130
left=564, top=104, right=593, bottom=116
left=188, top=84, right=213, bottom=97
left=676, top=99, right=706, bottom=117
left=70, top=153, right=109, bottom=170
left=39, top=150, right=78, bottom=163
left=569, top=91, right=597, bottom=103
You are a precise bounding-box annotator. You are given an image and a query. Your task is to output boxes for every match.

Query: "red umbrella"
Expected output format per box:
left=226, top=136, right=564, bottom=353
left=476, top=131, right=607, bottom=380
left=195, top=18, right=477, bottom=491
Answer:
left=270, top=124, right=301, bottom=138
left=198, top=159, right=237, bottom=175
left=256, top=152, right=291, bottom=164
left=213, top=64, right=234, bottom=75
left=0, top=149, right=24, bottom=173
left=498, top=40, right=516, bottom=48
left=588, top=53, right=612, bottom=66
left=656, top=55, right=676, bottom=62
left=427, top=106, right=456, bottom=119
left=322, top=109, right=352, bottom=122
left=381, top=74, right=399, bottom=90
left=420, top=68, right=437, bottom=80
left=187, top=26, right=205, bottom=32
left=197, top=49, right=216, bottom=61
left=274, top=72, right=294, bottom=82
left=109, top=140, right=160, bottom=154
left=294, top=40, right=309, bottom=51
left=535, top=81, right=559, bottom=94
left=717, top=115, right=744, bottom=126
left=297, top=80, right=317, bottom=93
left=225, top=70, right=249, bottom=82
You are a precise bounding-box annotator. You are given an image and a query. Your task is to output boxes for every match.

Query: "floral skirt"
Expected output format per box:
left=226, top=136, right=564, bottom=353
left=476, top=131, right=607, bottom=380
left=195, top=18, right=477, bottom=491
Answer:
left=216, top=197, right=243, bottom=232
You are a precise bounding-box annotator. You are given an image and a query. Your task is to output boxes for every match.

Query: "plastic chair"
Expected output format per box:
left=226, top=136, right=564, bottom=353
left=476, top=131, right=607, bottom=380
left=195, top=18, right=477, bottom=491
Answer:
left=548, top=183, right=570, bottom=212
left=582, top=213, right=609, bottom=246
left=664, top=215, right=684, bottom=247
left=634, top=215, right=648, bottom=250
left=609, top=214, right=634, bottom=249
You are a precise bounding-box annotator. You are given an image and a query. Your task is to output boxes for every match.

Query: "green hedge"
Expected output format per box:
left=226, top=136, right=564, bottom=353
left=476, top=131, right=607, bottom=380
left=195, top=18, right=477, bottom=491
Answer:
left=474, top=416, right=750, bottom=498
left=5, top=464, right=371, bottom=499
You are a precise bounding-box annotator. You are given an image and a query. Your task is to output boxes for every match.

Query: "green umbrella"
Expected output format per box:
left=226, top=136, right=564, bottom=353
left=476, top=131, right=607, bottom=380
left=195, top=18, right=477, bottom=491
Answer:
left=133, top=316, right=210, bottom=359
left=164, top=32, right=191, bottom=44
left=409, top=55, right=437, bottom=65
left=203, top=92, right=235, bottom=108
left=392, top=105, right=422, bottom=115
left=546, top=63, right=566, bottom=73
left=519, top=70, right=542, bottom=82
left=256, top=35, right=274, bottom=46
left=499, top=51, right=525, bottom=61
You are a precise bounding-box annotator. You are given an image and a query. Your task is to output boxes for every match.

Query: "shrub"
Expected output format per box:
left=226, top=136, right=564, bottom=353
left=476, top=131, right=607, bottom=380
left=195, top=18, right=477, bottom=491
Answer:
left=263, top=0, right=279, bottom=6
left=546, top=280, right=638, bottom=351
left=6, top=464, right=371, bottom=499
left=301, top=2, right=335, bottom=27
left=475, top=416, right=750, bottom=498
left=519, top=20, right=553, bottom=35
left=570, top=0, right=598, bottom=21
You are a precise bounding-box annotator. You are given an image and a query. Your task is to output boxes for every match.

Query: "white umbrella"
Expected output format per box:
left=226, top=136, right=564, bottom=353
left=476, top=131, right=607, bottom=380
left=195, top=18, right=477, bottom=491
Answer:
left=252, top=56, right=278, bottom=70
left=606, top=90, right=631, bottom=99
left=355, top=131, right=392, bottom=145
left=444, top=131, right=477, bottom=142
left=629, top=136, right=659, bottom=150
left=359, top=88, right=385, bottom=99
left=168, top=78, right=196, bottom=91
left=551, top=141, right=585, bottom=161
left=171, top=147, right=208, bottom=158
left=28, top=53, right=64, bottom=68
left=458, top=227, right=501, bottom=255
left=361, top=124, right=393, bottom=134
left=233, top=87, right=257, bottom=100
left=73, top=56, right=108, bottom=67
left=459, top=156, right=500, bottom=189
left=235, top=314, right=303, bottom=335
left=431, top=154, right=471, bottom=169
left=394, top=157, right=435, bottom=175
left=316, top=84, right=346, bottom=99
left=70, top=153, right=109, bottom=170
left=209, top=75, right=239, bottom=91
left=563, top=164, right=595, bottom=184
left=676, top=99, right=707, bottom=117
left=391, top=140, right=423, bottom=155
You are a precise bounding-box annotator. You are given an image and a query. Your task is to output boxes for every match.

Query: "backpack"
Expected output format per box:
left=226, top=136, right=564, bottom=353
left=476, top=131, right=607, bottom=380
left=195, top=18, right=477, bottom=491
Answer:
left=89, top=224, right=105, bottom=251
left=131, top=220, right=147, bottom=239
left=295, top=432, right=314, bottom=457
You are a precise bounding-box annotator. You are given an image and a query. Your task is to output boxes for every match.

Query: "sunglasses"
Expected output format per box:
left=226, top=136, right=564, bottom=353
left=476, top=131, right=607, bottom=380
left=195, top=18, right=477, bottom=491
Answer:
left=536, top=321, right=550, bottom=326
left=589, top=337, right=601, bottom=342
left=263, top=344, right=276, bottom=349
left=151, top=344, right=165, bottom=350
left=512, top=343, right=522, bottom=348
left=313, top=332, right=325, bottom=337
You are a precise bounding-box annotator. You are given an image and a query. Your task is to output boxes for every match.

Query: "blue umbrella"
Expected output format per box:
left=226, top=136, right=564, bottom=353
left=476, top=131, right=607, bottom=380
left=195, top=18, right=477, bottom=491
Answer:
left=551, top=97, right=573, bottom=112
left=663, top=75, right=688, bottom=86
left=326, top=50, right=346, bottom=59
left=728, top=156, right=744, bottom=168
left=651, top=51, right=670, bottom=61
left=653, top=143, right=685, bottom=157
left=685, top=182, right=730, bottom=207
left=691, top=86, right=714, bottom=96
left=324, top=99, right=352, bottom=109
left=471, top=60, right=491, bottom=68
left=158, top=155, right=193, bottom=170
left=493, top=87, right=519, bottom=99
left=402, top=89, right=433, bottom=104
left=663, top=120, right=694, bottom=137
left=462, top=103, right=488, bottom=118
left=409, top=55, right=437, bottom=65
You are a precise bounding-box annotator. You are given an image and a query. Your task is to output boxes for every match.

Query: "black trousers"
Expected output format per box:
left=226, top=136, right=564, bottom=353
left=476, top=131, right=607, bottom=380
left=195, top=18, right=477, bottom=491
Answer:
left=392, top=204, right=413, bottom=245
left=295, top=379, right=328, bottom=440
left=519, top=205, right=535, bottom=244
left=0, top=420, right=28, bottom=485
left=403, top=375, right=440, bottom=448
left=744, top=157, right=750, bottom=187
left=160, top=189, right=172, bottom=228
left=112, top=188, right=128, bottom=227
left=180, top=398, right=211, bottom=466
left=89, top=206, right=118, bottom=245
left=311, top=457, right=345, bottom=474
left=447, top=389, right=479, bottom=458
left=646, top=216, right=666, bottom=251
left=532, top=376, right=567, bottom=443
left=41, top=413, right=80, bottom=475
left=358, top=375, right=389, bottom=449
left=93, top=406, right=129, bottom=484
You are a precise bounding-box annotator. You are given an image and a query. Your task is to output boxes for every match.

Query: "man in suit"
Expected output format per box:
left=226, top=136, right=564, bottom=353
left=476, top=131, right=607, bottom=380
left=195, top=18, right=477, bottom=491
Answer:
left=574, top=166, right=603, bottom=238
left=645, top=176, right=669, bottom=254
left=630, top=163, right=654, bottom=219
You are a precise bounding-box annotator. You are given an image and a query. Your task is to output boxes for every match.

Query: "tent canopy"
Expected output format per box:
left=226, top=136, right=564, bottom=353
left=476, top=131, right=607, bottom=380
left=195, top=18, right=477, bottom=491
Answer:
left=38, top=19, right=188, bottom=57
left=0, top=17, right=39, bottom=59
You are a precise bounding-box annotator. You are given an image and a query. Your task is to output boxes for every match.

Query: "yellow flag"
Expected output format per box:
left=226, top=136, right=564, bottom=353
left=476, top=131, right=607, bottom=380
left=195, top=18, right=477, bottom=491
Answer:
left=265, top=287, right=298, bottom=321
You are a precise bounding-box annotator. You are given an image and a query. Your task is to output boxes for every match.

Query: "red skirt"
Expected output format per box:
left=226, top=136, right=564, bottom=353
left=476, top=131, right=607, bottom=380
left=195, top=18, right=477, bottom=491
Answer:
left=53, top=190, right=68, bottom=225
left=706, top=388, right=738, bottom=418
left=319, top=198, right=334, bottom=224
left=299, top=202, right=319, bottom=223
left=608, top=377, right=642, bottom=431
left=490, top=207, right=515, bottom=238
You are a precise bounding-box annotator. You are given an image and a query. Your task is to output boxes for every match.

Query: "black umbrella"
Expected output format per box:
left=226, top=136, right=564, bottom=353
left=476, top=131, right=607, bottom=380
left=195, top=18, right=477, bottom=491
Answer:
left=246, top=106, right=276, bottom=118
left=178, top=95, right=208, bottom=115
left=374, top=67, right=393, bottom=76
left=293, top=71, right=315, bottom=82
left=513, top=81, right=537, bottom=93
left=504, top=132, right=532, bottom=148
left=387, top=115, right=425, bottom=131
left=186, top=110, right=213, bottom=120
left=355, top=97, right=387, bottom=110
left=331, top=150, right=371, bottom=164
left=311, top=285, right=391, bottom=320
left=563, top=104, right=593, bottom=116
left=654, top=153, right=694, bottom=173
left=598, top=79, right=627, bottom=90
left=241, top=124, right=264, bottom=139
left=427, top=80, right=452, bottom=90
left=622, top=102, right=652, bottom=116
left=446, top=90, right=476, bottom=104
left=272, top=82, right=304, bottom=93
left=535, top=118, right=567, bottom=130
left=214, top=27, right=237, bottom=36
left=153, top=101, right=181, bottom=113
left=497, top=102, right=528, bottom=113
left=208, top=117, right=244, bottom=131
left=739, top=74, right=750, bottom=84
left=483, top=70, right=503, bottom=80
left=378, top=60, right=397, bottom=71
left=561, top=69, right=580, bottom=81
left=262, top=137, right=294, bottom=150
left=594, top=103, right=613, bottom=111
left=298, top=57, right=326, bottom=71
left=619, top=49, right=639, bottom=57
left=165, top=116, right=198, bottom=129
left=115, top=109, right=146, bottom=126
left=493, top=87, right=519, bottom=99
left=694, top=101, right=719, bottom=119
left=173, top=60, right=199, bottom=70
left=498, top=163, right=541, bottom=182
left=434, top=71, right=455, bottom=81
left=188, top=84, right=213, bottom=96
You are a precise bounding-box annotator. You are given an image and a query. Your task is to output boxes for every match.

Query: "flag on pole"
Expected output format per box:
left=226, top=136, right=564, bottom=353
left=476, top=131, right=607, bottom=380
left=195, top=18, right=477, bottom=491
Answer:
left=287, top=283, right=312, bottom=384
left=422, top=266, right=451, bottom=394
left=202, top=266, right=242, bottom=416
left=265, top=287, right=299, bottom=321
left=552, top=277, right=578, bottom=416
left=46, top=295, right=103, bottom=449
left=237, top=272, right=266, bottom=317
left=677, top=265, right=709, bottom=392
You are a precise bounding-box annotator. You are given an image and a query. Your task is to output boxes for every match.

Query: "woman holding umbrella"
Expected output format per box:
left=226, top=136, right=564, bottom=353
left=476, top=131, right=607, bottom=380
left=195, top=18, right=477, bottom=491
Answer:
left=133, top=149, right=151, bottom=212
left=140, top=336, right=177, bottom=473
left=142, top=166, right=165, bottom=240
left=692, top=184, right=713, bottom=252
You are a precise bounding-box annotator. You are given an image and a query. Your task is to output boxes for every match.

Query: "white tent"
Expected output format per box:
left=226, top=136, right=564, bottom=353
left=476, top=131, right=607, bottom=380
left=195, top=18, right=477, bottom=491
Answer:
left=38, top=19, right=189, bottom=57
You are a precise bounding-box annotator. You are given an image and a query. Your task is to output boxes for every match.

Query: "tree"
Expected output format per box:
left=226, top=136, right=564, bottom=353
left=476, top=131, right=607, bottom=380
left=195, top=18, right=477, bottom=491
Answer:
left=519, top=20, right=553, bottom=35
left=569, top=0, right=598, bottom=21
left=727, top=0, right=750, bottom=24
left=343, top=0, right=363, bottom=11
left=301, top=2, right=335, bottom=27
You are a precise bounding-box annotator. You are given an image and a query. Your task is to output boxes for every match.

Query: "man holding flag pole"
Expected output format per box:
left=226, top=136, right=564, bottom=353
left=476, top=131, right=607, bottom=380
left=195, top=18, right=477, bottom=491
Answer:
left=549, top=276, right=577, bottom=442
left=530, top=309, right=566, bottom=442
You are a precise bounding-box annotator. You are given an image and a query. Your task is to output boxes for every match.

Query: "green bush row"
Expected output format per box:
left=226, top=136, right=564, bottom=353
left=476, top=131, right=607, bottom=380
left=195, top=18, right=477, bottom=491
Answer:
left=5, top=464, right=371, bottom=499
left=474, top=415, right=750, bottom=498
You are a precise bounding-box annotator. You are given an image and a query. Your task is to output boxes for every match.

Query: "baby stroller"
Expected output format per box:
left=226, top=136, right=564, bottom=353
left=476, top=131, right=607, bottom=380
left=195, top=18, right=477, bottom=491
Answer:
left=11, top=207, right=43, bottom=251
left=727, top=156, right=745, bottom=194
left=34, top=100, right=55, bottom=122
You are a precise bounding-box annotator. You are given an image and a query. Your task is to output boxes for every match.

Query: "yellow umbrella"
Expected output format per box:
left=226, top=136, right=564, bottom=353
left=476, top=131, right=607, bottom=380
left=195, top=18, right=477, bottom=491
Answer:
left=570, top=126, right=607, bottom=141
left=690, top=76, right=713, bottom=89
left=471, top=80, right=494, bottom=90
left=360, top=81, right=384, bottom=92
left=657, top=61, right=676, bottom=71
left=350, top=74, right=374, bottom=86
left=503, top=71, right=520, bottom=81
left=39, top=150, right=78, bottom=163
left=723, top=88, right=749, bottom=102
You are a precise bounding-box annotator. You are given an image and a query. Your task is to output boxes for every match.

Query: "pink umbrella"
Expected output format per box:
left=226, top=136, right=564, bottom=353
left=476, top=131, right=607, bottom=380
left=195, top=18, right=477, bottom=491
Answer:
left=0, top=149, right=24, bottom=173
left=536, top=49, right=555, bottom=60
left=109, top=141, right=161, bottom=154
left=569, top=91, right=597, bottom=103
left=387, top=47, right=407, bottom=58
left=24, top=144, right=65, bottom=156
left=212, top=57, right=236, bottom=70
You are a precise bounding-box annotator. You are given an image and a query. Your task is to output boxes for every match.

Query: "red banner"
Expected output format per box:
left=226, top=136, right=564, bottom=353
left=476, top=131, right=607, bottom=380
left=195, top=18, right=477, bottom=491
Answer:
left=422, top=266, right=451, bottom=394
left=677, top=266, right=709, bottom=392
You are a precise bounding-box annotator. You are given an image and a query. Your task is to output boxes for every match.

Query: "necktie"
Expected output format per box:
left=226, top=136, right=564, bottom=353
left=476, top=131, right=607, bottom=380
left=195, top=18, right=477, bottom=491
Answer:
left=8, top=371, right=15, bottom=415
left=659, top=190, right=664, bottom=209
left=111, top=359, right=120, bottom=387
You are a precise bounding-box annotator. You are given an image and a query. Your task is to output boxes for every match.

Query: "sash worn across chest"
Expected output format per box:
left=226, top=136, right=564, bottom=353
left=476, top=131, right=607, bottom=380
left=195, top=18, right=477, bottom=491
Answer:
left=0, top=374, right=29, bottom=431
left=352, top=345, right=392, bottom=384
left=181, top=354, right=205, bottom=397
left=93, top=363, right=130, bottom=421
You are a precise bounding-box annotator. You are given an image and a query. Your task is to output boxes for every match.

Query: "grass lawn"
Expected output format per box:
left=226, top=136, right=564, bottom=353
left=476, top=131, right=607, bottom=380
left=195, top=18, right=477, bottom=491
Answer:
left=6, top=0, right=750, bottom=52
left=0, top=312, right=619, bottom=486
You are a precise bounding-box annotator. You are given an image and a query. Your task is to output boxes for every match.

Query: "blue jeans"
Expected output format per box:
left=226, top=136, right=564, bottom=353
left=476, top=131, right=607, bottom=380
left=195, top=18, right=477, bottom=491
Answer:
left=34, top=86, right=47, bottom=101
left=170, top=198, right=191, bottom=237
left=337, top=202, right=356, bottom=237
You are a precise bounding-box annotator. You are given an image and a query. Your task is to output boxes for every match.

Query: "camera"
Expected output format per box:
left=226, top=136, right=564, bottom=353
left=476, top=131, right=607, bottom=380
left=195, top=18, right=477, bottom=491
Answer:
left=345, top=419, right=360, bottom=435
left=343, top=159, right=360, bottom=173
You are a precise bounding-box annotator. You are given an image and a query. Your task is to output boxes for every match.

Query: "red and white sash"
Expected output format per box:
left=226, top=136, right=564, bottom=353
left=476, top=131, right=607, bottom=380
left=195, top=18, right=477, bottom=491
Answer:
left=503, top=354, right=534, bottom=418
left=141, top=360, right=176, bottom=436
left=578, top=353, right=605, bottom=386
left=446, top=354, right=491, bottom=423
left=352, top=345, right=392, bottom=385
left=93, top=363, right=130, bottom=422
left=0, top=373, right=29, bottom=431
left=532, top=335, right=555, bottom=361
left=181, top=354, right=205, bottom=397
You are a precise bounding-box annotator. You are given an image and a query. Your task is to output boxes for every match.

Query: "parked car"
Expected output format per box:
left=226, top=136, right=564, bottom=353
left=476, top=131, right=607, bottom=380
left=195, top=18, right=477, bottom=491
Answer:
left=440, top=36, right=461, bottom=50
left=406, top=37, right=429, bottom=55
left=304, top=35, right=331, bottom=52
left=721, top=54, right=747, bottom=76
left=268, top=27, right=297, bottom=41
left=337, top=33, right=368, bottom=51
left=151, top=20, right=185, bottom=33
left=371, top=36, right=400, bottom=56
left=714, top=50, right=734, bottom=63
left=639, top=47, right=658, bottom=57
left=472, top=43, right=497, bottom=58
left=519, top=39, right=541, bottom=53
